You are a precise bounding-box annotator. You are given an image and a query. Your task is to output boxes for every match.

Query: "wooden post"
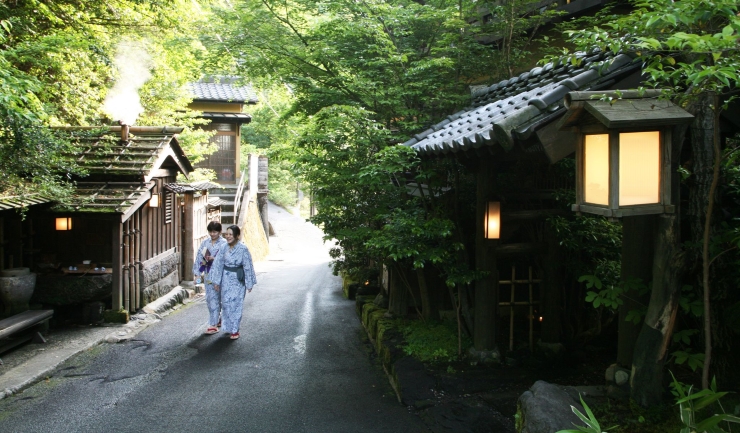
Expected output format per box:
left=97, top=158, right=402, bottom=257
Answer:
left=134, top=212, right=141, bottom=310
left=112, top=221, right=123, bottom=311
left=540, top=223, right=564, bottom=343
left=182, top=192, right=194, bottom=282
left=123, top=220, right=130, bottom=311
left=618, top=215, right=656, bottom=366
left=630, top=213, right=683, bottom=407
left=474, top=167, right=498, bottom=351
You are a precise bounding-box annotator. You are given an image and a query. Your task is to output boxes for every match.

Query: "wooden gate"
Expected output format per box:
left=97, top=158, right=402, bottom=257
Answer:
left=499, top=266, right=541, bottom=352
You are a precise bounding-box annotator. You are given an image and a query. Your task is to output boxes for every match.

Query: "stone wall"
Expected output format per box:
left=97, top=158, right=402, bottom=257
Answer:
left=140, top=248, right=180, bottom=305
left=241, top=200, right=269, bottom=261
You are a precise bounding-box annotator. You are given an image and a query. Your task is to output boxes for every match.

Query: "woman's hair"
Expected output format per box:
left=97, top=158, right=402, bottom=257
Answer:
left=207, top=221, right=222, bottom=232
left=227, top=225, right=241, bottom=239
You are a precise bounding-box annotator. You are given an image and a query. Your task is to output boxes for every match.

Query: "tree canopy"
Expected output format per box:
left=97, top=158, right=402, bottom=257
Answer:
left=0, top=0, right=217, bottom=200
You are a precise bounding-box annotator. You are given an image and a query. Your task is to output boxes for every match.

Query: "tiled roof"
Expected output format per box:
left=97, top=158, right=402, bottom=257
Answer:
left=189, top=79, right=259, bottom=104
left=190, top=181, right=222, bottom=191
left=164, top=181, right=222, bottom=194
left=207, top=197, right=228, bottom=207
left=66, top=127, right=193, bottom=181
left=60, top=181, right=155, bottom=222
left=0, top=194, right=51, bottom=211
left=403, top=52, right=640, bottom=157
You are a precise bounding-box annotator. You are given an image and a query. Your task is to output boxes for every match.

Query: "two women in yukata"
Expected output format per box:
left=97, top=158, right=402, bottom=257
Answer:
left=193, top=222, right=256, bottom=340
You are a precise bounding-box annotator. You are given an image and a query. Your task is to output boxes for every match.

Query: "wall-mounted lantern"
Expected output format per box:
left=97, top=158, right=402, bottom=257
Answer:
left=149, top=193, right=160, bottom=208
left=484, top=201, right=501, bottom=239
left=557, top=90, right=693, bottom=218
left=55, top=217, right=73, bottom=231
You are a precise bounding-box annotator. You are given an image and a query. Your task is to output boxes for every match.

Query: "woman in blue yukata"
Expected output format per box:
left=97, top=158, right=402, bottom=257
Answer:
left=210, top=224, right=257, bottom=340
left=193, top=221, right=228, bottom=335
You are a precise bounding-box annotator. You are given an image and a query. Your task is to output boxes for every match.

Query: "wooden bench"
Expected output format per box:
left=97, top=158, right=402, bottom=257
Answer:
left=0, top=310, right=54, bottom=358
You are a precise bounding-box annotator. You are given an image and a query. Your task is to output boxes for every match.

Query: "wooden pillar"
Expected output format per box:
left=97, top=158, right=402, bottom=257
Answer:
left=134, top=212, right=141, bottom=310
left=182, top=192, right=194, bottom=282
left=474, top=168, right=498, bottom=351
left=618, top=215, right=656, bottom=366
left=123, top=220, right=130, bottom=311
left=631, top=214, right=683, bottom=406
left=540, top=223, right=564, bottom=343
left=112, top=221, right=123, bottom=311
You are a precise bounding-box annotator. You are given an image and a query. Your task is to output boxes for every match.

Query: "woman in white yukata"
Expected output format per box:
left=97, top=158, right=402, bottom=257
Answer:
left=193, top=221, right=229, bottom=335
left=211, top=224, right=257, bottom=340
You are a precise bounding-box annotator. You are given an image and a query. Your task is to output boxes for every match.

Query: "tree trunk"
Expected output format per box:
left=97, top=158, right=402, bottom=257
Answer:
left=630, top=214, right=684, bottom=407
left=416, top=268, right=439, bottom=321
left=618, top=215, right=656, bottom=367
left=388, top=265, right=409, bottom=317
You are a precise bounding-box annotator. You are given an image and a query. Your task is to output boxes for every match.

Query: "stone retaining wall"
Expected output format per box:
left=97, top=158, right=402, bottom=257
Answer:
left=140, top=248, right=181, bottom=305
left=356, top=296, right=436, bottom=406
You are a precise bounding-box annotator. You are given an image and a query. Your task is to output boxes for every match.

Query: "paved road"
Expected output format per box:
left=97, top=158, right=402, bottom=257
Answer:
left=0, top=204, right=429, bottom=433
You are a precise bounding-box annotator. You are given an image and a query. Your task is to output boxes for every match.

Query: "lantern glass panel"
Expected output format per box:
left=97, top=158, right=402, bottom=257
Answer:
left=485, top=201, right=500, bottom=239
left=619, top=131, right=660, bottom=206
left=584, top=134, right=609, bottom=205
left=55, top=217, right=72, bottom=231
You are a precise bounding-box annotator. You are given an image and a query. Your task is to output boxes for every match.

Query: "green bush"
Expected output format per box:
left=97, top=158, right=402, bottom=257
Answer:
left=400, top=320, right=470, bottom=364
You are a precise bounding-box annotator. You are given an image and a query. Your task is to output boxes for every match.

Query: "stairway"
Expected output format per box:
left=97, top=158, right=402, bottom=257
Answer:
left=209, top=184, right=239, bottom=224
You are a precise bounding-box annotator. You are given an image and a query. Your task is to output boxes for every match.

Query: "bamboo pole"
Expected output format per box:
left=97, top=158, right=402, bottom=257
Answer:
left=123, top=220, right=130, bottom=311
left=134, top=212, right=140, bottom=309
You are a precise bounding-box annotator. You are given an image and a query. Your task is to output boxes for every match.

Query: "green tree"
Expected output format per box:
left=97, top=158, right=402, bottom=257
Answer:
left=0, top=0, right=219, bottom=201
left=552, top=0, right=740, bottom=404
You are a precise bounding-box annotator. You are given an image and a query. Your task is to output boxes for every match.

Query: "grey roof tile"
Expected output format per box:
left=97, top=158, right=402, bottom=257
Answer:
left=189, top=79, right=259, bottom=104
left=404, top=52, right=639, bottom=156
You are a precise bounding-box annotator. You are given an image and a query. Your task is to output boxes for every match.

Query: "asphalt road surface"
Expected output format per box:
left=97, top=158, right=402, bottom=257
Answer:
left=0, top=203, right=429, bottom=433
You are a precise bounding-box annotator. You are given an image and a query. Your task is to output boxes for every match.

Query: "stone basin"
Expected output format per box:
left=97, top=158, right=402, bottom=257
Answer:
left=0, top=268, right=37, bottom=316
left=32, top=274, right=112, bottom=306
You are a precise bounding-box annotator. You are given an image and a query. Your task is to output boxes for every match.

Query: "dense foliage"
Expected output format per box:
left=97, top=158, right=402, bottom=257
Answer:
left=0, top=0, right=218, bottom=201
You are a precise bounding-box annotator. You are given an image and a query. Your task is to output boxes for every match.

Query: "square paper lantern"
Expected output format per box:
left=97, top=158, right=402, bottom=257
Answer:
left=558, top=90, right=693, bottom=218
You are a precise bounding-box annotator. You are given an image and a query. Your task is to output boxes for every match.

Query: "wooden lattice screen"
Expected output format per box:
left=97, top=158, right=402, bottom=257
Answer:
left=499, top=266, right=542, bottom=352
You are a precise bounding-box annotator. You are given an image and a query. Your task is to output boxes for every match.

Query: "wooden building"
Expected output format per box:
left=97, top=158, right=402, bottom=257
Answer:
left=402, top=51, right=643, bottom=353
left=2, top=126, right=195, bottom=313
left=187, top=77, right=259, bottom=184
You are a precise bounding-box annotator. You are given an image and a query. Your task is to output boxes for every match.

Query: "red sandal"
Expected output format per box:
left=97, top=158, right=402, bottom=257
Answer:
left=204, top=326, right=218, bottom=335
left=230, top=332, right=240, bottom=340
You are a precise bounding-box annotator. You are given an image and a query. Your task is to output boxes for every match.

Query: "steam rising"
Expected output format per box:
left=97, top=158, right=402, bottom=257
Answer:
left=103, top=41, right=152, bottom=125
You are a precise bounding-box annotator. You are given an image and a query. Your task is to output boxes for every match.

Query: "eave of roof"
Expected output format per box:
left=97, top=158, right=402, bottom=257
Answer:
left=56, top=181, right=155, bottom=223
left=403, top=51, right=640, bottom=157
left=0, top=194, right=51, bottom=211
left=165, top=180, right=222, bottom=194
left=200, top=112, right=253, bottom=124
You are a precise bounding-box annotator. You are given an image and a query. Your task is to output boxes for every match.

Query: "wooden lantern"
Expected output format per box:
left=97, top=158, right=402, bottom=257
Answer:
left=558, top=91, right=693, bottom=218
left=484, top=201, right=501, bottom=239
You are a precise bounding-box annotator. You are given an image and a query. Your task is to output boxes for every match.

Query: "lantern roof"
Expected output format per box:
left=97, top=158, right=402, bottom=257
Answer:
left=557, top=90, right=694, bottom=130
